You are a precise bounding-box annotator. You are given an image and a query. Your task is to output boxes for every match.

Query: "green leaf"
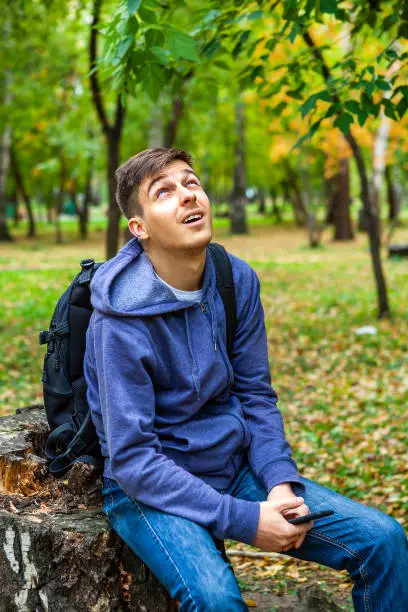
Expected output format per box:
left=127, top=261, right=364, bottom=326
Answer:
left=141, top=62, right=166, bottom=101
left=131, top=49, right=149, bottom=69
left=375, top=78, right=391, bottom=92
left=357, top=110, right=368, bottom=126
left=145, top=27, right=165, bottom=48
left=167, top=28, right=199, bottom=61
left=201, top=38, right=221, bottom=59
left=334, top=112, right=353, bottom=134
left=383, top=99, right=397, bottom=120
left=397, top=22, right=408, bottom=39
left=151, top=46, right=170, bottom=65
left=287, top=88, right=304, bottom=100
left=345, top=100, right=360, bottom=114
left=138, top=5, right=157, bottom=23
left=320, top=0, right=337, bottom=14
left=128, top=0, right=142, bottom=14
left=287, top=22, right=300, bottom=44
left=233, top=30, right=250, bottom=59
left=293, top=119, right=322, bottom=150
left=382, top=14, right=398, bottom=31
left=126, top=16, right=139, bottom=35
left=397, top=97, right=408, bottom=118
left=299, top=90, right=331, bottom=117
left=273, top=101, right=287, bottom=115
left=248, top=10, right=263, bottom=21
left=116, top=36, right=133, bottom=62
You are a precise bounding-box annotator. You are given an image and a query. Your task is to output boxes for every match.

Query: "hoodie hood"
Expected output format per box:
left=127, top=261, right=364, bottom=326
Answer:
left=91, top=237, right=215, bottom=317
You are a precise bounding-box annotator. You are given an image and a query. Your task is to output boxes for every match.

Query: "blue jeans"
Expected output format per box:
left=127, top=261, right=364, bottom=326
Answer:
left=102, top=463, right=408, bottom=611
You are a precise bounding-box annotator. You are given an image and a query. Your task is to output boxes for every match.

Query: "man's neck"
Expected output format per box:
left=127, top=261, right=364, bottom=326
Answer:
left=144, top=245, right=207, bottom=291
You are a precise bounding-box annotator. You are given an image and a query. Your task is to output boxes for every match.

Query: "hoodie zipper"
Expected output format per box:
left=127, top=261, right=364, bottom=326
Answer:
left=200, top=301, right=218, bottom=351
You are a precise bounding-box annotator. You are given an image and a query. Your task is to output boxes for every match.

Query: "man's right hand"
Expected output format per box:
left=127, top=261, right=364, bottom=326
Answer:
left=253, top=498, right=313, bottom=553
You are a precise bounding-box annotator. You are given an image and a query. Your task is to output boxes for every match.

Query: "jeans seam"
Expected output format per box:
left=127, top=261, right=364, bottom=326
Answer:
left=310, top=531, right=371, bottom=612
left=130, top=499, right=198, bottom=611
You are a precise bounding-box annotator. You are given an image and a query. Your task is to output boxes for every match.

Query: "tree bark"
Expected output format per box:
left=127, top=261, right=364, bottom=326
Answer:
left=0, top=119, right=13, bottom=242
left=303, top=31, right=390, bottom=318
left=230, top=99, right=248, bottom=234
left=285, top=166, right=307, bottom=226
left=257, top=187, right=266, bottom=214
left=77, top=167, right=92, bottom=240
left=55, top=154, right=65, bottom=244
left=385, top=165, right=400, bottom=224
left=10, top=147, right=36, bottom=238
left=164, top=95, right=183, bottom=148
left=270, top=189, right=283, bottom=222
left=90, top=0, right=125, bottom=259
left=331, top=158, right=354, bottom=241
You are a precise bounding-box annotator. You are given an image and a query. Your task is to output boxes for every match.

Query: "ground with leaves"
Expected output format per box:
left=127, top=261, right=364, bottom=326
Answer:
left=0, top=221, right=407, bottom=610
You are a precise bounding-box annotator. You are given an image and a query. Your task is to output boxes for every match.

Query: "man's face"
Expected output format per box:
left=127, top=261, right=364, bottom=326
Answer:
left=129, top=160, right=212, bottom=253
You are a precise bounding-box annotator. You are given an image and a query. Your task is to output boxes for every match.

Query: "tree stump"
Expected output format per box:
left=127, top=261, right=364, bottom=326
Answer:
left=0, top=405, right=176, bottom=612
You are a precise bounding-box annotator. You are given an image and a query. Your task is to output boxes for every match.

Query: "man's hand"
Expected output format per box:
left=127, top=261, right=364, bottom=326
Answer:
left=262, top=483, right=311, bottom=551
left=253, top=497, right=313, bottom=553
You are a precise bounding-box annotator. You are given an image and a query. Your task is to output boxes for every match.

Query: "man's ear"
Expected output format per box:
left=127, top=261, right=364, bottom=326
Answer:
left=128, top=217, right=148, bottom=240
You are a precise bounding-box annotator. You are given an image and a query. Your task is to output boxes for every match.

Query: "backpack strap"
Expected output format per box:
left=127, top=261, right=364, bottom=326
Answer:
left=207, top=243, right=237, bottom=359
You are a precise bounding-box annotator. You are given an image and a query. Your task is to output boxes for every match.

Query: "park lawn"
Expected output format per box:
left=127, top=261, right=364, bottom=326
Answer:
left=0, top=222, right=407, bottom=609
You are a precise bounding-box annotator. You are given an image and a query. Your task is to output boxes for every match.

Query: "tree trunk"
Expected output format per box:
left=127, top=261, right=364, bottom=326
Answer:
left=106, top=133, right=122, bottom=257
left=331, top=158, right=353, bottom=241
left=55, top=155, right=65, bottom=245
left=9, top=187, right=19, bottom=226
left=0, top=121, right=13, bottom=242
left=164, top=95, right=183, bottom=148
left=230, top=99, right=248, bottom=235
left=78, top=168, right=92, bottom=241
left=270, top=189, right=282, bottom=222
left=257, top=187, right=266, bottom=214
left=345, top=133, right=390, bottom=318
left=385, top=165, right=400, bottom=224
left=10, top=147, right=36, bottom=238
left=285, top=167, right=307, bottom=227
left=90, top=0, right=125, bottom=260
left=0, top=406, right=177, bottom=612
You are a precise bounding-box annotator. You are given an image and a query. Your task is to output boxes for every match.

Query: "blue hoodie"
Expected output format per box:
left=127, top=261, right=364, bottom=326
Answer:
left=84, top=238, right=302, bottom=545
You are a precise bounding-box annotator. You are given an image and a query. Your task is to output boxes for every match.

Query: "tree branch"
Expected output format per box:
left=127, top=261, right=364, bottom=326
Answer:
left=114, top=95, right=125, bottom=136
left=89, top=0, right=110, bottom=137
left=302, top=30, right=371, bottom=219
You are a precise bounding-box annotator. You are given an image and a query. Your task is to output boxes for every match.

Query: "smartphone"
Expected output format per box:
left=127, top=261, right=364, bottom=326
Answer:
left=288, top=510, right=334, bottom=525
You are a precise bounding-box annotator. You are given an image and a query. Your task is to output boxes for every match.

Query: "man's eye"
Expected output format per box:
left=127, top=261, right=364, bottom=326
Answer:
left=157, top=188, right=168, bottom=197
left=187, top=179, right=199, bottom=186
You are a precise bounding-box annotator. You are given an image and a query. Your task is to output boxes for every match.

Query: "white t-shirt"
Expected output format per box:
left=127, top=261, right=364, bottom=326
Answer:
left=154, top=271, right=204, bottom=303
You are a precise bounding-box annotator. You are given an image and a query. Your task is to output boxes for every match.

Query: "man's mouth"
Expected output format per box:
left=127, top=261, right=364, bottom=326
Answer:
left=182, top=212, right=204, bottom=224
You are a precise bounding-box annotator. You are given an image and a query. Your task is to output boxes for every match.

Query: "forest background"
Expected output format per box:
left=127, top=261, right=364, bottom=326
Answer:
left=1, top=0, right=408, bottom=608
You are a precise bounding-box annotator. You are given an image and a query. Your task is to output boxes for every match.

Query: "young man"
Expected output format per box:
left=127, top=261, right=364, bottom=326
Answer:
left=84, top=147, right=408, bottom=611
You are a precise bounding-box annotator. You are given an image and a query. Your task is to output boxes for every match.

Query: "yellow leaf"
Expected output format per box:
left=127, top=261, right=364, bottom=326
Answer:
left=244, top=599, right=257, bottom=607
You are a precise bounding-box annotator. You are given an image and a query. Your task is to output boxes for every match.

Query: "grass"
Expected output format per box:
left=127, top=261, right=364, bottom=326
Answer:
left=1, top=216, right=407, bottom=609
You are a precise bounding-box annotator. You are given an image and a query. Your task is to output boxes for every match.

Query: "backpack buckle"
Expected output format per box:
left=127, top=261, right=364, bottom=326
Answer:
left=39, top=330, right=51, bottom=345
left=79, top=259, right=95, bottom=285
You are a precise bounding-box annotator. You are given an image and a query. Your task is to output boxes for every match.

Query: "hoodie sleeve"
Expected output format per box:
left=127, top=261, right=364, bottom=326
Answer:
left=229, top=258, right=304, bottom=494
left=84, top=314, right=260, bottom=545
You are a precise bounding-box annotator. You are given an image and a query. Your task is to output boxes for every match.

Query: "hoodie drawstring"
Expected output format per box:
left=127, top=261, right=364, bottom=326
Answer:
left=185, top=309, right=200, bottom=400
left=206, top=291, right=219, bottom=353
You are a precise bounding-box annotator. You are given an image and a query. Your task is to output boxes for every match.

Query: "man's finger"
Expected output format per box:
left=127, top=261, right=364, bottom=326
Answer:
left=272, top=497, right=304, bottom=513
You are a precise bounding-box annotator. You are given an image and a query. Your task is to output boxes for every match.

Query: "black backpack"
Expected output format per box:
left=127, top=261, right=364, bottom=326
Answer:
left=39, top=243, right=237, bottom=478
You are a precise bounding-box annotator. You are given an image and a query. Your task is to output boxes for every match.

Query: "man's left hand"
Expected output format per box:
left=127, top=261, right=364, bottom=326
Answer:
left=267, top=483, right=310, bottom=549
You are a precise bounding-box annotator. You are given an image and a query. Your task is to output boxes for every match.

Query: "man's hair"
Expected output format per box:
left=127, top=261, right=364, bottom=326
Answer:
left=115, top=147, right=194, bottom=219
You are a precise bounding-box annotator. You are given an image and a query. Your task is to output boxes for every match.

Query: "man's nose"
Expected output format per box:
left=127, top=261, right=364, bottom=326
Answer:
left=178, top=184, right=196, bottom=205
